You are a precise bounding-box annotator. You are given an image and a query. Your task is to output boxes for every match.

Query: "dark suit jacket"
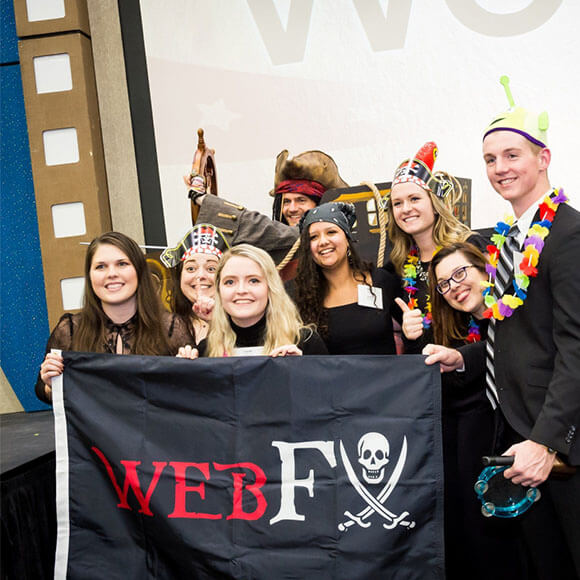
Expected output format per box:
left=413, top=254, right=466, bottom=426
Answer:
left=462, top=201, right=580, bottom=465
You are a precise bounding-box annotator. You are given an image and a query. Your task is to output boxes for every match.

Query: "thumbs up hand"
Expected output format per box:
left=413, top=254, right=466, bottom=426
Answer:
left=395, top=297, right=424, bottom=340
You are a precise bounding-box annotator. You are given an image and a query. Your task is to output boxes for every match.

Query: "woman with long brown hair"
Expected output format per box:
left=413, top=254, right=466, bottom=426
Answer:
left=294, top=202, right=399, bottom=354
left=161, top=224, right=229, bottom=344
left=424, top=241, right=521, bottom=580
left=37, top=232, right=193, bottom=403
left=430, top=242, right=489, bottom=346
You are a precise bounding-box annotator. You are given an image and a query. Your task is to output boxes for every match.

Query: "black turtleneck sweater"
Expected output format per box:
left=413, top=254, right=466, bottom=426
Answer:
left=199, top=315, right=328, bottom=356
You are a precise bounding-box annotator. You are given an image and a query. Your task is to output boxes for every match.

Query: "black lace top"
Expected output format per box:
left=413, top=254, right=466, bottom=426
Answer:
left=35, top=311, right=194, bottom=403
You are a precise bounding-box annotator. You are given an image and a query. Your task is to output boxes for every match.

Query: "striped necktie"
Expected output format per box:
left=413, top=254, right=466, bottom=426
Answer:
left=485, top=225, right=519, bottom=408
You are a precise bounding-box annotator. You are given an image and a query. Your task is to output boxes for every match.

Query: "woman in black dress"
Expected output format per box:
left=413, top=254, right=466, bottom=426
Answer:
left=37, top=232, right=193, bottom=403
left=426, top=242, right=522, bottom=580
left=293, top=202, right=399, bottom=354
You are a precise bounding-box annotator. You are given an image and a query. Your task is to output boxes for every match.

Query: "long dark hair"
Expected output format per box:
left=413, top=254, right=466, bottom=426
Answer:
left=167, top=261, right=197, bottom=337
left=429, top=242, right=488, bottom=347
left=73, top=231, right=170, bottom=354
left=294, top=226, right=371, bottom=338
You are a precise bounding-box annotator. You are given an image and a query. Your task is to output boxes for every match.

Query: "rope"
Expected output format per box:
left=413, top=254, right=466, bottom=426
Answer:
left=276, top=236, right=301, bottom=271
left=361, top=181, right=388, bottom=267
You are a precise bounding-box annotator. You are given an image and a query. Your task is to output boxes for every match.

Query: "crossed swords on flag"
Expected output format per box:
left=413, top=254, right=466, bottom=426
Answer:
left=338, top=437, right=415, bottom=531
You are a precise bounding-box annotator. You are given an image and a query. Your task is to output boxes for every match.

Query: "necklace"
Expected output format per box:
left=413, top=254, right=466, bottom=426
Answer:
left=482, top=188, right=567, bottom=320
left=466, top=317, right=481, bottom=343
left=402, top=246, right=432, bottom=328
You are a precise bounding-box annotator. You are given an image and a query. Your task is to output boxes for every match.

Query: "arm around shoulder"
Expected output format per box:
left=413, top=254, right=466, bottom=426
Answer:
left=197, top=194, right=299, bottom=262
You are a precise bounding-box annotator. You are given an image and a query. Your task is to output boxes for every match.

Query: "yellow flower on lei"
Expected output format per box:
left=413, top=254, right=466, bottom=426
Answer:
left=502, top=294, right=524, bottom=309
left=522, top=245, right=540, bottom=266
left=528, top=224, right=549, bottom=238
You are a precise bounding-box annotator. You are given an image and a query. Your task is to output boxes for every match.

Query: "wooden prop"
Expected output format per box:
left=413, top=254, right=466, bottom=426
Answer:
left=187, top=128, right=218, bottom=224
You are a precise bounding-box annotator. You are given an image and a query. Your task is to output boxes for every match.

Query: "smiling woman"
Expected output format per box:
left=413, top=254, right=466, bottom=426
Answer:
left=89, top=244, right=139, bottom=312
left=219, top=255, right=269, bottom=328
left=385, top=142, right=485, bottom=352
left=387, top=146, right=518, bottom=577
left=162, top=224, right=230, bottom=344
left=421, top=241, right=523, bottom=579
left=293, top=202, right=399, bottom=354
left=36, top=232, right=194, bottom=404
left=429, top=242, right=489, bottom=347
left=202, top=244, right=327, bottom=357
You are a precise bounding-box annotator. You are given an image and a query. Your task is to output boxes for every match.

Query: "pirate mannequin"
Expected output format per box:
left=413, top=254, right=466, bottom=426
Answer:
left=187, top=149, right=348, bottom=277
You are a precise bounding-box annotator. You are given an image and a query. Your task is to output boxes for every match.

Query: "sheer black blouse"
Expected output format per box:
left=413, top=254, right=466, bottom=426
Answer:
left=35, top=311, right=194, bottom=403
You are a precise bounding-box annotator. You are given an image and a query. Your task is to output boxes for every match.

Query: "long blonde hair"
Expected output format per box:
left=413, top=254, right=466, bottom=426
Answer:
left=385, top=172, right=472, bottom=275
left=206, top=244, right=306, bottom=356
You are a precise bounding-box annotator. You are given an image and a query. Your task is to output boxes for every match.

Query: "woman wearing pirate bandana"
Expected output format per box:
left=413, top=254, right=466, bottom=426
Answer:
left=293, top=202, right=399, bottom=355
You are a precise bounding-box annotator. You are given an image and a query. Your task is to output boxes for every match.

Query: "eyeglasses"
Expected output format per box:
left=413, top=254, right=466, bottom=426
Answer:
left=436, top=265, right=476, bottom=295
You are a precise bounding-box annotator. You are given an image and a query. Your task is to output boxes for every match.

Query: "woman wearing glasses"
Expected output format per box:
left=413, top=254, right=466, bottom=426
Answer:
left=430, top=242, right=489, bottom=341
left=425, top=242, right=521, bottom=580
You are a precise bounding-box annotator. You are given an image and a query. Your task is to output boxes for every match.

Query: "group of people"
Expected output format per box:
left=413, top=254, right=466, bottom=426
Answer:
left=37, top=79, right=580, bottom=578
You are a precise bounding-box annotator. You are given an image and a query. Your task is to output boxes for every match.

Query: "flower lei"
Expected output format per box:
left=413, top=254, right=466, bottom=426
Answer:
left=482, top=188, right=568, bottom=320
left=466, top=317, right=481, bottom=343
left=402, top=246, right=432, bottom=329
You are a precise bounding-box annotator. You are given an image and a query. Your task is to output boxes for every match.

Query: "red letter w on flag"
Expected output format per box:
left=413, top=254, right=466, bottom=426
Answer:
left=91, top=446, right=166, bottom=516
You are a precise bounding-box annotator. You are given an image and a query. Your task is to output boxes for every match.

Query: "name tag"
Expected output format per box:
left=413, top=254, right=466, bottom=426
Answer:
left=233, top=346, right=266, bottom=356
left=357, top=285, right=383, bottom=309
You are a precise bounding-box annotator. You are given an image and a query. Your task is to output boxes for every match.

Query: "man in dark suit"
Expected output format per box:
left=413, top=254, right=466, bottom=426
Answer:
left=425, top=79, right=580, bottom=578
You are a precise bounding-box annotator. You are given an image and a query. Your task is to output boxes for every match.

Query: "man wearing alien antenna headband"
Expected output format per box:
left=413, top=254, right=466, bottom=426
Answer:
left=427, top=76, right=580, bottom=578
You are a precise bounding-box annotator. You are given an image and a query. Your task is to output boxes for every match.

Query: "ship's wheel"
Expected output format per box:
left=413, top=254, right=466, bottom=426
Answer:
left=188, top=128, right=218, bottom=224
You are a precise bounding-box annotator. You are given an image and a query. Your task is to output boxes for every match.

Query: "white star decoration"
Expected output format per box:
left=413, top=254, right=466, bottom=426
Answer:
left=197, top=99, right=242, bottom=131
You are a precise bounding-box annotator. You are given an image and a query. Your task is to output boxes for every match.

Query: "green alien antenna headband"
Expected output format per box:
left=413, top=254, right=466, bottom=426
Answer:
left=483, top=75, right=549, bottom=148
